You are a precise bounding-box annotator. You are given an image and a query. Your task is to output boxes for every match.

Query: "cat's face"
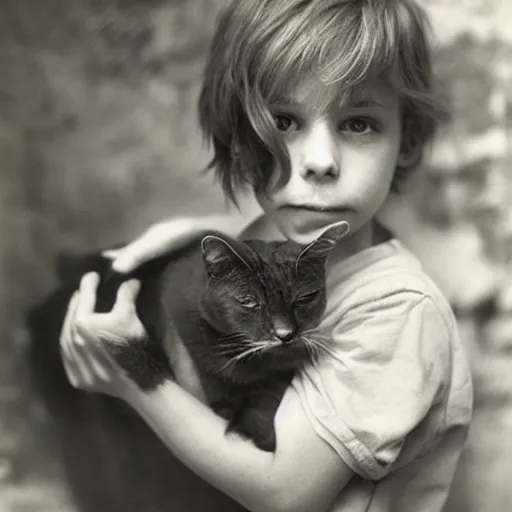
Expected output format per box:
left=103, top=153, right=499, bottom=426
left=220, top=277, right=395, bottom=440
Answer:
left=198, top=222, right=349, bottom=376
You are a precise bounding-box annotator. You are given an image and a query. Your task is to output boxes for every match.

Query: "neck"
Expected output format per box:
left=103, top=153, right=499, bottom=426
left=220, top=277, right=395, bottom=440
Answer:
left=326, top=219, right=390, bottom=268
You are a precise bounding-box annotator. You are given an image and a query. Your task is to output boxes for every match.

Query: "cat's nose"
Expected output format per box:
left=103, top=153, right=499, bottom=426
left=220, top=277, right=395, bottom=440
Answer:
left=273, top=318, right=294, bottom=343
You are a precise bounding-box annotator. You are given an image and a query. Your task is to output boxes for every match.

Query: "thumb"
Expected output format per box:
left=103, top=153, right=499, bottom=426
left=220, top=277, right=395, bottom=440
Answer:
left=111, top=279, right=147, bottom=340
left=101, top=249, right=121, bottom=260
left=108, top=220, right=196, bottom=273
left=112, top=279, right=141, bottom=315
left=109, top=243, right=152, bottom=274
left=108, top=235, right=166, bottom=274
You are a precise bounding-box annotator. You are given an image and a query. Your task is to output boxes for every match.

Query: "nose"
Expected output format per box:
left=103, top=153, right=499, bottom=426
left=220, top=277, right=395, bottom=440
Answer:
left=301, top=122, right=340, bottom=183
left=272, top=318, right=295, bottom=343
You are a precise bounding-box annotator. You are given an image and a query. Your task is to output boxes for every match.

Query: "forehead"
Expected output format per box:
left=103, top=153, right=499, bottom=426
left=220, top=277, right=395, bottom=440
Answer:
left=272, top=76, right=400, bottom=115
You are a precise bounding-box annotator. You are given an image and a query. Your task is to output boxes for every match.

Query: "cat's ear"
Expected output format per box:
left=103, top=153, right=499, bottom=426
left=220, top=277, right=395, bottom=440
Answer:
left=201, top=235, right=252, bottom=278
left=295, top=221, right=349, bottom=271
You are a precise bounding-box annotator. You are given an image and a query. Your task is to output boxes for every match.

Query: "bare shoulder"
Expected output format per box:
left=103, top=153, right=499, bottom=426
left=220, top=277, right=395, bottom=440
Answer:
left=238, top=214, right=286, bottom=242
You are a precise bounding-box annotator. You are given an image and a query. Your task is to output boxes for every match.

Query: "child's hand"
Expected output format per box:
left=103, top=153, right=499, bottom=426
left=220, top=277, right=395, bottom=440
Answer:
left=59, top=272, right=147, bottom=399
left=102, top=218, right=201, bottom=273
left=102, top=215, right=240, bottom=274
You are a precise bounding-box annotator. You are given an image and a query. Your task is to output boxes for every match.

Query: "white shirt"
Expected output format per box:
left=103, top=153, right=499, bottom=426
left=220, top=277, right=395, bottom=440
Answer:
left=293, top=239, right=473, bottom=511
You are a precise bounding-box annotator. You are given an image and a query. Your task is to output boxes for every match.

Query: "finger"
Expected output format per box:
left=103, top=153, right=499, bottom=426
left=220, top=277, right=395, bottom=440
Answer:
left=73, top=339, right=111, bottom=382
left=62, top=356, right=79, bottom=388
left=59, top=292, right=80, bottom=369
left=60, top=290, right=91, bottom=386
left=111, top=220, right=192, bottom=273
left=87, top=315, right=148, bottom=348
left=76, top=272, right=100, bottom=319
left=59, top=291, right=79, bottom=351
left=61, top=346, right=85, bottom=388
left=101, top=249, right=122, bottom=260
left=61, top=330, right=92, bottom=389
left=110, top=226, right=167, bottom=273
left=87, top=340, right=123, bottom=378
left=66, top=336, right=95, bottom=387
left=112, top=279, right=141, bottom=316
left=59, top=282, right=118, bottom=389
left=59, top=293, right=80, bottom=389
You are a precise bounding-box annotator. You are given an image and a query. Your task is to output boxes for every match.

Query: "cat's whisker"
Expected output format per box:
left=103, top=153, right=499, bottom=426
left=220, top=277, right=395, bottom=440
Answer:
left=216, top=339, right=246, bottom=346
left=301, top=328, right=328, bottom=339
left=248, top=340, right=275, bottom=346
left=215, top=337, right=261, bottom=349
left=213, top=343, right=247, bottom=356
left=302, top=335, right=338, bottom=360
left=301, top=330, right=332, bottom=347
left=218, top=344, right=268, bottom=372
left=300, top=336, right=320, bottom=360
left=260, top=340, right=284, bottom=352
left=306, top=337, right=325, bottom=361
left=244, top=340, right=283, bottom=353
left=236, top=346, right=266, bottom=360
left=217, top=333, right=248, bottom=343
left=215, top=340, right=249, bottom=349
left=214, top=338, right=281, bottom=359
left=215, top=346, right=245, bottom=356
left=308, top=335, right=334, bottom=353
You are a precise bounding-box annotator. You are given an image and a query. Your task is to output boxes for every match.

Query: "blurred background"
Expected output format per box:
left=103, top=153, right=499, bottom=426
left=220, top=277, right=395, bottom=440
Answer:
left=0, top=0, right=511, bottom=510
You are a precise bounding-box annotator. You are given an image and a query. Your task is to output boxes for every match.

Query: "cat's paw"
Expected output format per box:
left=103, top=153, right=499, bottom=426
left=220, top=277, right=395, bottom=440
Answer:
left=107, top=339, right=173, bottom=392
left=249, top=428, right=276, bottom=452
left=211, top=402, right=235, bottom=421
left=227, top=410, right=277, bottom=452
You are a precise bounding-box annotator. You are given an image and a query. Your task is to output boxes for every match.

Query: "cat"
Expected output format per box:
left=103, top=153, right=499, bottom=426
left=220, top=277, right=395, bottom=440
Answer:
left=27, top=222, right=347, bottom=512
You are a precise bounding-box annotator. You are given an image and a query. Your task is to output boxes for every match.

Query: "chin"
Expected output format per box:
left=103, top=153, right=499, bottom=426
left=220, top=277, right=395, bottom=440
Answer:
left=275, top=214, right=354, bottom=245
left=276, top=227, right=321, bottom=245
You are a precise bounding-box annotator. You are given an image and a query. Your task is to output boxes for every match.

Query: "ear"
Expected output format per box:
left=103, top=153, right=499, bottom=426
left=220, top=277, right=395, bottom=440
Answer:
left=201, top=235, right=252, bottom=278
left=295, top=221, right=349, bottom=272
left=397, top=140, right=422, bottom=168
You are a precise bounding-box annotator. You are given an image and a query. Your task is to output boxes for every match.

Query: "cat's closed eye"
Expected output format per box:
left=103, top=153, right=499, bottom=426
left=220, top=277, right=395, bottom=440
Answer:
left=237, top=296, right=262, bottom=309
left=294, top=290, right=321, bottom=304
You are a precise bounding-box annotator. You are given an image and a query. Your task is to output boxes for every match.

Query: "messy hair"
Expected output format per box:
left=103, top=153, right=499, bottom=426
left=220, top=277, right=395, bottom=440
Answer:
left=198, top=0, right=448, bottom=202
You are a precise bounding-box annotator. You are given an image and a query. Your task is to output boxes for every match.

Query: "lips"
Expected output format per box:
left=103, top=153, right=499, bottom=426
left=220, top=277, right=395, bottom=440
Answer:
left=278, top=204, right=353, bottom=214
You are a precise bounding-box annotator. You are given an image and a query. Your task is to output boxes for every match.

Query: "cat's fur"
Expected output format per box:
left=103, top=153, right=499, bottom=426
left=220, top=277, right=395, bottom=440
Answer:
left=27, top=224, right=346, bottom=512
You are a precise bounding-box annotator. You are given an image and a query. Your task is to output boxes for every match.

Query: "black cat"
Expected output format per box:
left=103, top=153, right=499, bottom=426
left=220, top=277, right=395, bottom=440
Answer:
left=28, top=223, right=346, bottom=512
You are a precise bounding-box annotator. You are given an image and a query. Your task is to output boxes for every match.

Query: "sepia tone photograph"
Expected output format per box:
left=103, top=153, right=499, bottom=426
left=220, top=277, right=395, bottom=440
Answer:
left=0, top=0, right=511, bottom=511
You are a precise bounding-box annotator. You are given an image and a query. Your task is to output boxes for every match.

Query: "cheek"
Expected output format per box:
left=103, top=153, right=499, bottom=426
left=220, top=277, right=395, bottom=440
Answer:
left=285, top=140, right=301, bottom=169
left=344, top=144, right=397, bottom=202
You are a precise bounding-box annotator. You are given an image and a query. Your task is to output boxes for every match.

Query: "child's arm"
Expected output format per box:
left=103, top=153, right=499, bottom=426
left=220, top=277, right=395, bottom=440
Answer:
left=127, top=377, right=353, bottom=512
left=104, top=213, right=261, bottom=274
left=60, top=275, right=353, bottom=512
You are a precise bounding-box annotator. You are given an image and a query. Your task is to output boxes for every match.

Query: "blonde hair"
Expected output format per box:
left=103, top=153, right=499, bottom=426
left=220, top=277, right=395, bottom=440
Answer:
left=199, top=0, right=448, bottom=202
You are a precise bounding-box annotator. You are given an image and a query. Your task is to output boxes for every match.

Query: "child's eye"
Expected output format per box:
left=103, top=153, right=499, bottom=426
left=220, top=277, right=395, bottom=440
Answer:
left=273, top=115, right=298, bottom=132
left=341, top=118, right=374, bottom=134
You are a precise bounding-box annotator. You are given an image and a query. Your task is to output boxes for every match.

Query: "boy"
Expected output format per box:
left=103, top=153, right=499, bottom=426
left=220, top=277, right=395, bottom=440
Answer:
left=60, top=1, right=473, bottom=510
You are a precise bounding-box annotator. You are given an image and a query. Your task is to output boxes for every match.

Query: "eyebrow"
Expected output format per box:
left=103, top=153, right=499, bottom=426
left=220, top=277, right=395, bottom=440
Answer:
left=348, top=99, right=385, bottom=108
left=270, top=98, right=301, bottom=108
left=270, top=97, right=386, bottom=110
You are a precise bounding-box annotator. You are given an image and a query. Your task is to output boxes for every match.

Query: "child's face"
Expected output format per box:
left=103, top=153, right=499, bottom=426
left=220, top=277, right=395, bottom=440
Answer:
left=256, top=77, right=403, bottom=245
